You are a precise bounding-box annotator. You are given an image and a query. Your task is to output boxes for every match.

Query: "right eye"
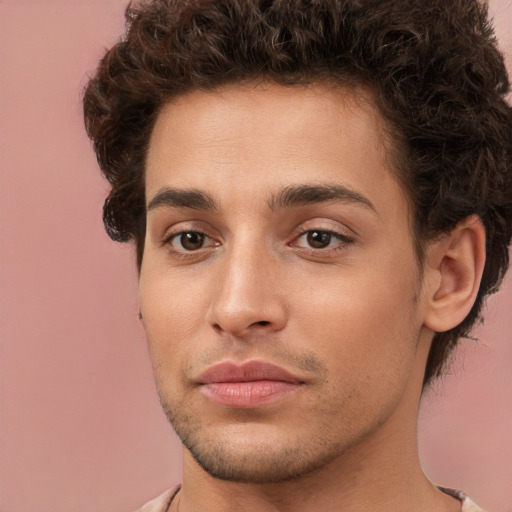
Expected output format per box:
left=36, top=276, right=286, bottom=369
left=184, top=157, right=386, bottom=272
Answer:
left=168, top=231, right=213, bottom=251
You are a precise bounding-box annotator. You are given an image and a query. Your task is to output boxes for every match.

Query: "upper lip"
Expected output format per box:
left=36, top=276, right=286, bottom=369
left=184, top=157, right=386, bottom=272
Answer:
left=196, top=360, right=304, bottom=384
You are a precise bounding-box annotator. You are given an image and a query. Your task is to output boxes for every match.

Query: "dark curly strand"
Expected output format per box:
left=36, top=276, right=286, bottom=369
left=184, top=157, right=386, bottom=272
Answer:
left=83, top=0, right=512, bottom=386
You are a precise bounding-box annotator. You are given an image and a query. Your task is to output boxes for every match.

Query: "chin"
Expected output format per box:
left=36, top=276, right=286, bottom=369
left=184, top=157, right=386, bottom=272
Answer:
left=167, top=408, right=348, bottom=484
left=183, top=435, right=341, bottom=483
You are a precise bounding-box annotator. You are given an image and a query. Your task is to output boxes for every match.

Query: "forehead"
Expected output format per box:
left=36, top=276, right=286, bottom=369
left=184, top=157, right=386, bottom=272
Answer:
left=145, top=82, right=406, bottom=218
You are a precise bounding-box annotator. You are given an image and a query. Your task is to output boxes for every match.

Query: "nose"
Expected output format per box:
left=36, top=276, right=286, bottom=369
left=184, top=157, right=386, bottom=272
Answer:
left=206, top=241, right=287, bottom=338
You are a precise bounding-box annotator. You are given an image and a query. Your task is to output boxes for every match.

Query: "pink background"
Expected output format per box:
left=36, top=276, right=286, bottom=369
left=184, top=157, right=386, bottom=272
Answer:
left=0, top=1, right=511, bottom=511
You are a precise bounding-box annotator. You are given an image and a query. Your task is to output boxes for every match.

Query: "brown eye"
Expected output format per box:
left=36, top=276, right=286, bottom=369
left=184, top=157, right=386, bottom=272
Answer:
left=292, top=228, right=353, bottom=254
left=306, top=230, right=333, bottom=248
left=174, top=232, right=206, bottom=251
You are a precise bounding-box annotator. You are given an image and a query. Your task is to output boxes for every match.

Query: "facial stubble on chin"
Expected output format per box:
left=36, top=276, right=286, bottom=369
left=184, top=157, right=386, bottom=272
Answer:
left=159, top=392, right=355, bottom=484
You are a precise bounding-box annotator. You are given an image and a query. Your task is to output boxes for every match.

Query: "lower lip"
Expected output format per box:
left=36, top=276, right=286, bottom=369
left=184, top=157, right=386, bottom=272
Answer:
left=201, top=381, right=301, bottom=408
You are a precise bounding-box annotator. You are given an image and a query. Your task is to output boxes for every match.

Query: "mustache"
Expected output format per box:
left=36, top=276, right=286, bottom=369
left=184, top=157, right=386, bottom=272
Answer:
left=183, top=340, right=328, bottom=383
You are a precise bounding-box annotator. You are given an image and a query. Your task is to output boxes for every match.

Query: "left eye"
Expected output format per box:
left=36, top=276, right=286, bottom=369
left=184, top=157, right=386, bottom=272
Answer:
left=295, top=230, right=349, bottom=249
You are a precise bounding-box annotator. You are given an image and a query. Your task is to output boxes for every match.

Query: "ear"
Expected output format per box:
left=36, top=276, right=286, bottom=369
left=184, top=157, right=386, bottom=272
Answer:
left=423, top=215, right=486, bottom=333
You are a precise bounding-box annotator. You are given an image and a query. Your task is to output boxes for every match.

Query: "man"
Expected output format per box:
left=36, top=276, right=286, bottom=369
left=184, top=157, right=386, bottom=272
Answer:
left=83, top=0, right=512, bottom=510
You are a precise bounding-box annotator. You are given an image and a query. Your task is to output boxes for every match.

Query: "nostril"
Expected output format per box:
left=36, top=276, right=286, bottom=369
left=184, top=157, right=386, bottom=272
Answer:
left=212, top=323, right=223, bottom=333
left=253, top=321, right=270, bottom=327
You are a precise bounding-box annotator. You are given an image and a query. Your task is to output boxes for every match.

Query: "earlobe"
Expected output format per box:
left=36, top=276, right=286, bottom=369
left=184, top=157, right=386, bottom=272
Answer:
left=423, top=215, right=486, bottom=333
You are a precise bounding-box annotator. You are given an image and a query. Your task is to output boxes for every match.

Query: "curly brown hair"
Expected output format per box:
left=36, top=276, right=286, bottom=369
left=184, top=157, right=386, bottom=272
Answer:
left=83, top=0, right=512, bottom=386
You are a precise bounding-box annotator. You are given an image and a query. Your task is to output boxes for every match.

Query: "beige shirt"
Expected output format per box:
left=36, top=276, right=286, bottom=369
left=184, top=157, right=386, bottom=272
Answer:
left=135, top=485, right=487, bottom=511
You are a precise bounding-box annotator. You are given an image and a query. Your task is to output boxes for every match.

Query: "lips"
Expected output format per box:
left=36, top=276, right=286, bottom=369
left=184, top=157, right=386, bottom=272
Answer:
left=196, top=360, right=304, bottom=408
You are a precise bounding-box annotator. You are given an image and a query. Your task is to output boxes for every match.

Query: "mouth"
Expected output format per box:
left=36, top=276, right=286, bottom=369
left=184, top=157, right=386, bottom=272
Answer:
left=196, top=360, right=305, bottom=408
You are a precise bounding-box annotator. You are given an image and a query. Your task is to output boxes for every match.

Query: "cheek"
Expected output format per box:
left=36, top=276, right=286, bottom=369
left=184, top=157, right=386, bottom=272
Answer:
left=139, top=268, right=210, bottom=367
left=294, top=288, right=419, bottom=427
left=291, top=260, right=420, bottom=382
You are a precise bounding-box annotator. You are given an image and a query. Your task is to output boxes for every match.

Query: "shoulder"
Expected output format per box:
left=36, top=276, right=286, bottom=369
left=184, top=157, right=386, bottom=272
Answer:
left=134, top=486, right=181, bottom=512
left=438, top=487, right=488, bottom=512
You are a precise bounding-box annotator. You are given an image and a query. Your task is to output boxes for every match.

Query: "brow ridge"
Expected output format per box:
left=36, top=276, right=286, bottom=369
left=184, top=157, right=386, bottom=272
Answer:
left=268, top=184, right=376, bottom=212
left=147, top=183, right=376, bottom=214
left=147, top=187, right=217, bottom=212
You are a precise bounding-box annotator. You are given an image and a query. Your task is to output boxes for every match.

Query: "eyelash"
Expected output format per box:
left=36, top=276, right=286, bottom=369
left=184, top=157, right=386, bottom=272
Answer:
left=162, top=228, right=354, bottom=258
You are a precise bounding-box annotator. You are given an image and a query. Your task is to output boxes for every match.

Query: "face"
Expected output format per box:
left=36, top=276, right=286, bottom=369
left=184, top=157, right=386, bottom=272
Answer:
left=140, top=83, right=430, bottom=483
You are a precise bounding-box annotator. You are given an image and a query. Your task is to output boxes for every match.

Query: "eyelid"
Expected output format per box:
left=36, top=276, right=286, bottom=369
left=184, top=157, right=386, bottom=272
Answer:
left=160, top=219, right=215, bottom=241
left=160, top=219, right=222, bottom=254
left=290, top=217, right=355, bottom=239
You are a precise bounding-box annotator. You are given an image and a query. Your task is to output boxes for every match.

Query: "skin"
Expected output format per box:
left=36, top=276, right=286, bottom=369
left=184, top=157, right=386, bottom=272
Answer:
left=139, top=82, right=479, bottom=511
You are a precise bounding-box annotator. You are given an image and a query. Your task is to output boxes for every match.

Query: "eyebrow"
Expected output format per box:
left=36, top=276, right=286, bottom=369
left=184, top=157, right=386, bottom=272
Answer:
left=268, top=184, right=377, bottom=213
left=147, top=183, right=376, bottom=214
left=147, top=187, right=218, bottom=212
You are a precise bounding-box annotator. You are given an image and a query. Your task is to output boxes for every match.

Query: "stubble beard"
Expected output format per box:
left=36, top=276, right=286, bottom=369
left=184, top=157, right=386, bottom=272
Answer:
left=152, top=324, right=422, bottom=485
left=158, top=391, right=364, bottom=484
